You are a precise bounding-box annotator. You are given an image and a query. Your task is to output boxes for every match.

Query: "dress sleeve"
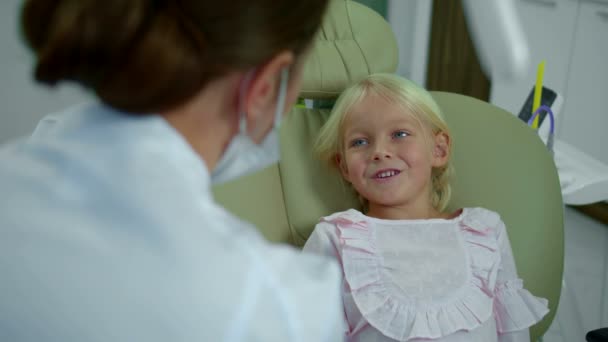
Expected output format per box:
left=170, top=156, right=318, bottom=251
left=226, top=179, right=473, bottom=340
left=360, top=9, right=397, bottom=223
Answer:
left=303, top=221, right=341, bottom=261
left=493, top=218, right=549, bottom=340
left=302, top=221, right=350, bottom=337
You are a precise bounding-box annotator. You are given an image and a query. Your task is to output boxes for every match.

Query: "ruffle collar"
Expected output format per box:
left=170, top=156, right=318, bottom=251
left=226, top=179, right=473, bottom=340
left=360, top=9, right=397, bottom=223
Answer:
left=322, top=208, right=535, bottom=341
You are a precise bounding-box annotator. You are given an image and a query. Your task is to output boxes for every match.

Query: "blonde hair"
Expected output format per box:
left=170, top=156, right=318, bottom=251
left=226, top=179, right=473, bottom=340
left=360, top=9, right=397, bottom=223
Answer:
left=314, top=73, right=454, bottom=211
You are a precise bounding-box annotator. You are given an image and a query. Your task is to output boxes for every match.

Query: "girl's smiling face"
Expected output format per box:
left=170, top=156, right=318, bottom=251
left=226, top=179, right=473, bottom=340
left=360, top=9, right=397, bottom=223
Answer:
left=338, top=93, right=449, bottom=217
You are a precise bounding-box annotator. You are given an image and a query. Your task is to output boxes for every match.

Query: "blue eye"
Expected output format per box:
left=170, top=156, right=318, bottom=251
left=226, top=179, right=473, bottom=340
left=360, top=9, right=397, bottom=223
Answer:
left=393, top=130, right=409, bottom=139
left=350, top=138, right=368, bottom=147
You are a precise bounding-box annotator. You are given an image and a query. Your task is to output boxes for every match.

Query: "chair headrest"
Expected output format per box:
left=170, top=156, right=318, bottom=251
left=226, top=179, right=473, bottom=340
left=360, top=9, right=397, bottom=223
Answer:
left=300, top=0, right=399, bottom=99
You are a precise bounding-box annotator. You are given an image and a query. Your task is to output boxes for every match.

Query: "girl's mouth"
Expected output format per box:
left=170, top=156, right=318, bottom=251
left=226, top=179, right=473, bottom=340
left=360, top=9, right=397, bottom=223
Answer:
left=373, top=169, right=401, bottom=179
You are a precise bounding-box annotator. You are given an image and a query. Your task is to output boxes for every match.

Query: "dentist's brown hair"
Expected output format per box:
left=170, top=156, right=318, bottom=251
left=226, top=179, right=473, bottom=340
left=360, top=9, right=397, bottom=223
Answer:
left=21, top=0, right=328, bottom=114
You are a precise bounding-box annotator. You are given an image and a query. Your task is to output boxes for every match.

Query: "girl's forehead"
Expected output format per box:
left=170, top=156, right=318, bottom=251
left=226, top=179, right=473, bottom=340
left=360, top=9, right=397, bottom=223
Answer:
left=343, top=100, right=422, bottom=132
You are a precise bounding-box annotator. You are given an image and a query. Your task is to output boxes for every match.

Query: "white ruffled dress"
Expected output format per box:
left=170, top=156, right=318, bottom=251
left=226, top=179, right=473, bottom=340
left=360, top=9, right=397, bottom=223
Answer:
left=303, top=207, right=549, bottom=342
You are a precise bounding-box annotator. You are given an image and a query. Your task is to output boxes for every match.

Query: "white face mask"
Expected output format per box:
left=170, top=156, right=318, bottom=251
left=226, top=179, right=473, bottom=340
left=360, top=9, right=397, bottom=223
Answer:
left=211, top=68, right=289, bottom=185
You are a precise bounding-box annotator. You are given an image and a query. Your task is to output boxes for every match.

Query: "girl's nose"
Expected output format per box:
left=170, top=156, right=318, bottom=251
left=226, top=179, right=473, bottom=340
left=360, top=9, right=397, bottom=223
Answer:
left=371, top=143, right=392, bottom=161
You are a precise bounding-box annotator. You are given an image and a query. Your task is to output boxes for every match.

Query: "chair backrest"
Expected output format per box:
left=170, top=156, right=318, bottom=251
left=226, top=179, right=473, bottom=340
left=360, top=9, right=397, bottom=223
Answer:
left=213, top=0, right=396, bottom=245
left=213, top=0, right=564, bottom=339
left=431, top=92, right=563, bottom=339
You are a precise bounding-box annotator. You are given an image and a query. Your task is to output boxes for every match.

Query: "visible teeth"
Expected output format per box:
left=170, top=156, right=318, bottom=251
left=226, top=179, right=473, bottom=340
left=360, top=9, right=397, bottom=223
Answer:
left=378, top=170, right=397, bottom=178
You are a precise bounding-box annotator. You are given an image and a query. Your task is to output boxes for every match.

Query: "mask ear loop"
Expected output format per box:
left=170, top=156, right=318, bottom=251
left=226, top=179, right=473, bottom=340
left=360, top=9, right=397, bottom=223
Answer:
left=238, top=69, right=257, bottom=134
left=273, top=68, right=289, bottom=129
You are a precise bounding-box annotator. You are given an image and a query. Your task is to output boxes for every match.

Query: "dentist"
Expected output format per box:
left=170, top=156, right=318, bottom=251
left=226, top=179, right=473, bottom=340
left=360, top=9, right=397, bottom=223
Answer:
left=0, top=1, right=343, bottom=341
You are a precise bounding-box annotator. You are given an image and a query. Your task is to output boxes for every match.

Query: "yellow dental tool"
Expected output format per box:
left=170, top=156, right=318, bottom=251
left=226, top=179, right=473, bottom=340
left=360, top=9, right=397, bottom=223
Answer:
left=532, top=60, right=545, bottom=129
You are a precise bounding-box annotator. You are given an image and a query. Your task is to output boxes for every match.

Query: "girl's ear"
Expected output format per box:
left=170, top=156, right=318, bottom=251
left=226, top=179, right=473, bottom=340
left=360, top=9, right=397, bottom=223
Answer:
left=335, top=153, right=351, bottom=183
left=432, top=132, right=450, bottom=167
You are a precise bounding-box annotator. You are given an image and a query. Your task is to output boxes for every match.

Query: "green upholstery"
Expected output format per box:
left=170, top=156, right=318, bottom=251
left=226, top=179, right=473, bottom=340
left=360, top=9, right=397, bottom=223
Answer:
left=279, top=108, right=361, bottom=246
left=279, top=94, right=564, bottom=340
left=212, top=165, right=293, bottom=244
left=434, top=92, right=564, bottom=339
left=214, top=0, right=396, bottom=245
left=300, top=0, right=398, bottom=99
left=213, top=0, right=563, bottom=340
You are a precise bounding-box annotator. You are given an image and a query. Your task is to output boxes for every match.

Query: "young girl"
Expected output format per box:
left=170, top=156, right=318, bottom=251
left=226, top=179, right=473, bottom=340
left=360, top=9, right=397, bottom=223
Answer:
left=304, top=73, right=549, bottom=342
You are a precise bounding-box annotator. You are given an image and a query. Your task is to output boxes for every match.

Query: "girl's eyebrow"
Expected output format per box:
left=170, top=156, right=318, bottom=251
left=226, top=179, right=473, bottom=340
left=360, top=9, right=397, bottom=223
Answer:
left=344, top=124, right=368, bottom=138
left=388, top=116, right=418, bottom=127
left=343, top=121, right=366, bottom=136
left=343, top=115, right=420, bottom=137
left=344, top=132, right=363, bottom=143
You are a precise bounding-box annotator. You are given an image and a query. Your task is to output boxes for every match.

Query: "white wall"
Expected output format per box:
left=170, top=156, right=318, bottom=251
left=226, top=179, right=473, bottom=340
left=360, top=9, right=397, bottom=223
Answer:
left=387, top=0, right=432, bottom=87
left=0, top=0, right=91, bottom=144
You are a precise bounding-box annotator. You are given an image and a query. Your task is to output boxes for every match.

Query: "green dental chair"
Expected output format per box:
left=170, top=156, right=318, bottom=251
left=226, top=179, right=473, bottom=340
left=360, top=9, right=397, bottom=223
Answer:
left=213, top=0, right=564, bottom=340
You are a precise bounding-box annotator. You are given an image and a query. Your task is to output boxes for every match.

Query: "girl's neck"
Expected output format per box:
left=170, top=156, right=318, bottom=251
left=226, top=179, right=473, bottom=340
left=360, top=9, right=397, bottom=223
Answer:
left=366, top=202, right=449, bottom=221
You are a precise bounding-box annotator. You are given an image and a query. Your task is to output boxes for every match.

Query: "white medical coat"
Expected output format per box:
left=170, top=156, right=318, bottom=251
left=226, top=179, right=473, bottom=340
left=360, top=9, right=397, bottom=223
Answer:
left=0, top=103, right=344, bottom=342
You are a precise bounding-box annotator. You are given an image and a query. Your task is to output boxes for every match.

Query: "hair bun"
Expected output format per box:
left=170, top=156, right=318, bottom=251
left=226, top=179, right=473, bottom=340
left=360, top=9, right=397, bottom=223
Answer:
left=21, top=0, right=209, bottom=113
left=22, top=0, right=155, bottom=86
left=21, top=0, right=330, bottom=114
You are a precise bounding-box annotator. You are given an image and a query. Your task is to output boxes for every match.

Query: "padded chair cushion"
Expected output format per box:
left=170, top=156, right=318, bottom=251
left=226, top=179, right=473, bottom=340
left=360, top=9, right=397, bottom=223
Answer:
left=433, top=92, right=563, bottom=339
left=279, top=107, right=361, bottom=246
left=212, top=165, right=293, bottom=244
left=278, top=92, right=563, bottom=340
left=300, top=0, right=398, bottom=99
left=214, top=1, right=562, bottom=340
